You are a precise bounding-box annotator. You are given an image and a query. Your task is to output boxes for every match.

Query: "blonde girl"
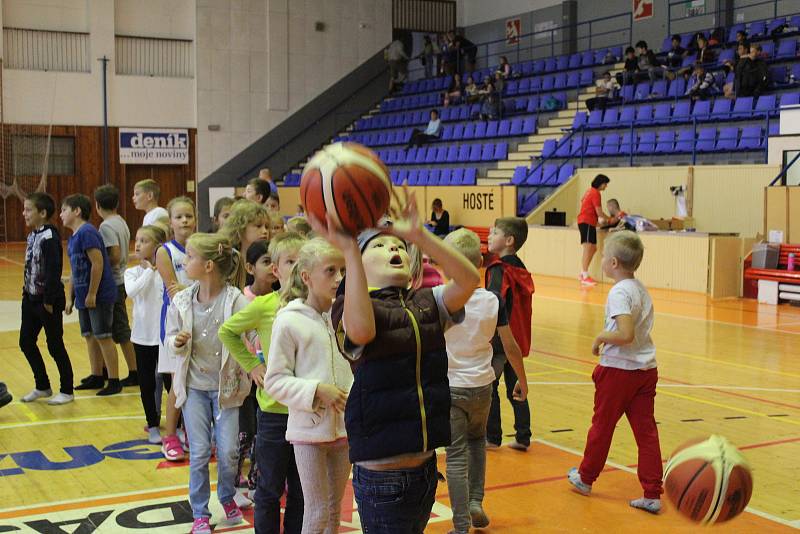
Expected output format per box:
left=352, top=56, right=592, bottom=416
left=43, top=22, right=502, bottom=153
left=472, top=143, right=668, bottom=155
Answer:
left=221, top=200, right=269, bottom=257
left=267, top=210, right=286, bottom=239
left=156, top=196, right=196, bottom=462
left=264, top=238, right=353, bottom=533
left=124, top=225, right=167, bottom=444
left=165, top=233, right=252, bottom=534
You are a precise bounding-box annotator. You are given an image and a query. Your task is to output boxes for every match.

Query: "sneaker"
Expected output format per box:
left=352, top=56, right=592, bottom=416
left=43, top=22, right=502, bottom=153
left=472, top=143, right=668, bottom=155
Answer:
left=485, top=440, right=501, bottom=450
left=75, top=376, right=104, bottom=390
left=120, top=372, right=139, bottom=387
left=567, top=468, right=592, bottom=495
left=233, top=488, right=253, bottom=509
left=147, top=426, right=162, bottom=444
left=630, top=497, right=662, bottom=514
left=580, top=275, right=598, bottom=286
left=221, top=500, right=244, bottom=525
left=47, top=393, right=74, bottom=405
left=469, top=505, right=490, bottom=528
left=21, top=388, right=52, bottom=402
left=508, top=441, right=529, bottom=452
left=96, top=379, right=122, bottom=396
left=190, top=517, right=212, bottom=534
left=161, top=434, right=185, bottom=462
left=0, top=382, right=12, bottom=408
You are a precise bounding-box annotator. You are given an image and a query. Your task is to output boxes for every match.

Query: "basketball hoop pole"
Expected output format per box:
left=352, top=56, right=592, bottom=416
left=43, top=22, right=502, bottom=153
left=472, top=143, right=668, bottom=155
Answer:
left=98, top=55, right=110, bottom=184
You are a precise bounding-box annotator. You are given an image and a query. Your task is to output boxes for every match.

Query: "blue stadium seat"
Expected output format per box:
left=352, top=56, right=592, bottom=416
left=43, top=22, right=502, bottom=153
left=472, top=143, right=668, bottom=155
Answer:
left=445, top=145, right=459, bottom=162
left=526, top=165, right=542, bottom=185
left=451, top=168, right=464, bottom=184
left=717, top=48, right=736, bottom=65
left=715, top=127, right=739, bottom=151
left=581, top=50, right=594, bottom=67
left=568, top=53, right=581, bottom=69
left=463, top=168, right=477, bottom=185
left=407, top=169, right=419, bottom=185
left=570, top=136, right=585, bottom=156
left=566, top=71, right=580, bottom=88
left=738, top=126, right=763, bottom=150
left=620, top=85, right=635, bottom=102
left=634, top=81, right=651, bottom=101
left=439, top=168, right=452, bottom=185
left=530, top=77, right=542, bottom=92
left=462, top=122, right=476, bottom=140
left=424, top=147, right=438, bottom=164
left=518, top=78, right=531, bottom=95
left=542, top=164, right=558, bottom=185
left=417, top=169, right=430, bottom=185
left=602, top=133, right=620, bottom=155
left=711, top=98, right=732, bottom=119
left=696, top=128, right=717, bottom=152
left=617, top=106, right=635, bottom=126
left=768, top=17, right=787, bottom=34
left=580, top=69, right=594, bottom=86
left=636, top=131, right=656, bottom=154
left=667, top=78, right=686, bottom=98
left=672, top=100, right=692, bottom=122
left=587, top=109, right=604, bottom=128
left=553, top=73, right=568, bottom=90
left=498, top=120, right=511, bottom=137
left=542, top=139, right=557, bottom=158
left=474, top=121, right=487, bottom=139
left=636, top=105, right=653, bottom=124
left=480, top=143, right=495, bottom=161
left=556, top=55, right=569, bottom=71
left=602, top=108, right=619, bottom=127
left=485, top=120, right=499, bottom=137
left=555, top=136, right=571, bottom=157
left=779, top=92, right=800, bottom=109
left=558, top=164, right=575, bottom=184
left=494, top=142, right=508, bottom=160
left=760, top=41, right=775, bottom=59
left=771, top=66, right=787, bottom=85
left=655, top=131, right=675, bottom=153
left=511, top=166, right=528, bottom=185
left=415, top=147, right=429, bottom=164
left=573, top=111, right=587, bottom=129
left=397, top=169, right=409, bottom=185
left=619, top=131, right=635, bottom=155
left=468, top=144, right=482, bottom=162
left=675, top=129, right=695, bottom=153
left=754, top=95, right=776, bottom=116
left=526, top=96, right=540, bottom=113
left=428, top=169, right=441, bottom=185
left=692, top=100, right=711, bottom=120
left=533, top=59, right=545, bottom=74
left=457, top=144, right=471, bottom=162
left=542, top=75, right=555, bottom=91
left=731, top=96, right=754, bottom=118
left=653, top=103, right=672, bottom=124
left=585, top=134, right=604, bottom=156
left=650, top=80, right=667, bottom=98
left=522, top=117, right=536, bottom=134
left=727, top=23, right=745, bottom=43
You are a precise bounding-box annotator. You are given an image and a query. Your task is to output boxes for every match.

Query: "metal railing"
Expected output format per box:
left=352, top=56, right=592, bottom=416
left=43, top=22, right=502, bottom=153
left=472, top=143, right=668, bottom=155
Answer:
left=408, top=11, right=632, bottom=81
left=2, top=27, right=90, bottom=72
left=115, top=35, right=194, bottom=78
left=667, top=0, right=796, bottom=43
left=770, top=150, right=800, bottom=185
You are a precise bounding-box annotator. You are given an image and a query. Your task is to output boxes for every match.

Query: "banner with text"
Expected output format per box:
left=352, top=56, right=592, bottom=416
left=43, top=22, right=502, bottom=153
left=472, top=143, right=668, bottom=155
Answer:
left=119, top=128, right=189, bottom=165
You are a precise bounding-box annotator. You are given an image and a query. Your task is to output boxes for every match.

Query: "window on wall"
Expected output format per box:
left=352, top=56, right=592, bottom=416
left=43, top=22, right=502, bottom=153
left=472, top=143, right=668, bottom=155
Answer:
left=11, top=135, right=76, bottom=176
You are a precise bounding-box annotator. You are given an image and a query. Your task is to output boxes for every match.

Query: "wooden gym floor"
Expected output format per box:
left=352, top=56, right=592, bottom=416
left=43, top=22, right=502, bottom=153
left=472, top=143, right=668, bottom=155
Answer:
left=0, top=242, right=798, bottom=532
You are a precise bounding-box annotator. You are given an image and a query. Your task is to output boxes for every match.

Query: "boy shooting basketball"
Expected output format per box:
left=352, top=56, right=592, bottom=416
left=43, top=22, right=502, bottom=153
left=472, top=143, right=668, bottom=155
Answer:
left=567, top=231, right=663, bottom=514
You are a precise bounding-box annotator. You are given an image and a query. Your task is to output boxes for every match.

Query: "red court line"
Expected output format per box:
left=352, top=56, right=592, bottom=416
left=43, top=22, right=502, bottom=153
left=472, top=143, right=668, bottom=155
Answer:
left=534, top=348, right=800, bottom=411
left=738, top=436, right=800, bottom=451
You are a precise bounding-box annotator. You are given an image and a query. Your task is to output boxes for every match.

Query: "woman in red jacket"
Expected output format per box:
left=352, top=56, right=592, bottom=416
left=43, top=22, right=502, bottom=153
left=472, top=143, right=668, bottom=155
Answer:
left=577, top=174, right=610, bottom=286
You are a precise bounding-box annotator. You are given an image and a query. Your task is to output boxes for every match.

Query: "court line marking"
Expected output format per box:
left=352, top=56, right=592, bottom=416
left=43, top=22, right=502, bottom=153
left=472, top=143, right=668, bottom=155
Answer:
left=533, top=360, right=800, bottom=427
left=525, top=381, right=800, bottom=394
left=536, top=293, right=800, bottom=335
left=0, top=414, right=145, bottom=430
left=0, top=256, right=25, bottom=267
left=534, top=438, right=800, bottom=529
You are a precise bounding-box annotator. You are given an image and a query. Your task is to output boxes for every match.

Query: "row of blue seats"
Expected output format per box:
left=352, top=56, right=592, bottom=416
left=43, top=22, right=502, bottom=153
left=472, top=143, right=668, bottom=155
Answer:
left=572, top=92, right=799, bottom=130
left=504, top=69, right=595, bottom=95
left=517, top=191, right=541, bottom=216
left=512, top=163, right=576, bottom=187
left=359, top=92, right=566, bottom=131
left=389, top=167, right=478, bottom=186
left=659, top=16, right=800, bottom=53
left=375, top=142, right=509, bottom=165
left=534, top=125, right=772, bottom=164
left=344, top=117, right=537, bottom=147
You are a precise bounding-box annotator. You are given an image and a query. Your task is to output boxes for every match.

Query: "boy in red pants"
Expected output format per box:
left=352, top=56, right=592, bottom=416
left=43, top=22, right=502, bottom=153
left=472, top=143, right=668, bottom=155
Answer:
left=567, top=231, right=663, bottom=514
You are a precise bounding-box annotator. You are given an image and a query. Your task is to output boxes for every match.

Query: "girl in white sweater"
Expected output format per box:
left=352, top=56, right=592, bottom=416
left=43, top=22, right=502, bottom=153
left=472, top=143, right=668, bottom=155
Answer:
left=264, top=238, right=353, bottom=534
left=124, top=225, right=167, bottom=444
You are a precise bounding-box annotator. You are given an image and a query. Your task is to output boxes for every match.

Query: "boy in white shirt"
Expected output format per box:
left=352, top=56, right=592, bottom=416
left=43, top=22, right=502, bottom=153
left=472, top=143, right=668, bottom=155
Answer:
left=132, top=179, right=169, bottom=226
left=443, top=228, right=528, bottom=533
left=568, top=231, right=663, bottom=514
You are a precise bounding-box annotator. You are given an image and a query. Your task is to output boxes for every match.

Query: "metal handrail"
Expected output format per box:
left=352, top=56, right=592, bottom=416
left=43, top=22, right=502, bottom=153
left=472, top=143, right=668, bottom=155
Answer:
left=667, top=0, right=790, bottom=42
left=770, top=150, right=800, bottom=185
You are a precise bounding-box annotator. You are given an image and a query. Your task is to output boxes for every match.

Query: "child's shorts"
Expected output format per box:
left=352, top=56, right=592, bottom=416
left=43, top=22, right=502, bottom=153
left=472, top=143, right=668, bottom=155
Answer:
left=78, top=302, right=114, bottom=339
left=111, top=284, right=132, bottom=344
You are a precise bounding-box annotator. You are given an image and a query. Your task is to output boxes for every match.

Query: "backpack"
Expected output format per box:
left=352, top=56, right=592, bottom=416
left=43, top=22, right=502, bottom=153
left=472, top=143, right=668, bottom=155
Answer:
left=485, top=257, right=535, bottom=357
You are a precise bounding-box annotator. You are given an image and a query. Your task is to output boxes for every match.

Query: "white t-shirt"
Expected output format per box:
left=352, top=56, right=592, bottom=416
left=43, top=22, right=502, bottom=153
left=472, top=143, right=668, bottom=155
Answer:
left=600, top=278, right=656, bottom=370
left=124, top=265, right=164, bottom=346
left=445, top=288, right=504, bottom=388
left=143, top=206, right=169, bottom=226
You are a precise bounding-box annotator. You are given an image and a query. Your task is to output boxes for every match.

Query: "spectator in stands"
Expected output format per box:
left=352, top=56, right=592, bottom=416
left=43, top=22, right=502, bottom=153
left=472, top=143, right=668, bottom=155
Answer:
left=619, top=46, right=639, bottom=85
left=386, top=39, right=409, bottom=92
left=443, top=73, right=463, bottom=107
left=496, top=56, right=512, bottom=79
left=685, top=63, right=716, bottom=100
left=427, top=198, right=450, bottom=238
left=406, top=109, right=442, bottom=149
left=454, top=33, right=478, bottom=74
left=479, top=83, right=502, bottom=120
left=734, top=30, right=748, bottom=51
left=419, top=35, right=435, bottom=78
left=442, top=32, right=457, bottom=75
left=578, top=174, right=611, bottom=286
left=586, top=71, right=620, bottom=112
left=492, top=71, right=506, bottom=96
left=245, top=178, right=271, bottom=205
left=665, top=34, right=687, bottom=73
left=436, top=33, right=446, bottom=75
left=635, top=40, right=662, bottom=81
left=695, top=34, right=716, bottom=65
left=259, top=168, right=278, bottom=194
left=738, top=44, right=770, bottom=97
left=464, top=75, right=480, bottom=103
left=708, top=27, right=725, bottom=47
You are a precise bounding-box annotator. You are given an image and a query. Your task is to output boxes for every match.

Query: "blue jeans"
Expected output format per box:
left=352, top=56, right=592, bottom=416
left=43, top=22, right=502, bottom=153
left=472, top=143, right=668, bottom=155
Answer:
left=352, top=454, right=438, bottom=533
left=183, top=388, right=239, bottom=519
left=254, top=410, right=303, bottom=534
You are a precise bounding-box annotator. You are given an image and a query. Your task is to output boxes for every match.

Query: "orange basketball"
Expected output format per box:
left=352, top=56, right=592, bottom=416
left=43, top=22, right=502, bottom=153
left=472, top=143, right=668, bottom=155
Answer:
left=300, top=142, right=391, bottom=235
left=664, top=435, right=753, bottom=525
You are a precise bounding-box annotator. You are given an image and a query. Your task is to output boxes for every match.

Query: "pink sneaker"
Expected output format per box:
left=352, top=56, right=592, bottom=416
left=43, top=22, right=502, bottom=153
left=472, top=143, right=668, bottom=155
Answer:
left=161, top=434, right=185, bottom=462
left=580, top=275, right=598, bottom=286
left=190, top=517, right=211, bottom=534
left=221, top=500, right=243, bottom=525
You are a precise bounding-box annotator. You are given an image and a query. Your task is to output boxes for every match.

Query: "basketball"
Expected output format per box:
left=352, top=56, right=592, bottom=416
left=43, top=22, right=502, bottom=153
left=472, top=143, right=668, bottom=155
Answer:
left=664, top=435, right=753, bottom=525
left=300, top=142, right=391, bottom=235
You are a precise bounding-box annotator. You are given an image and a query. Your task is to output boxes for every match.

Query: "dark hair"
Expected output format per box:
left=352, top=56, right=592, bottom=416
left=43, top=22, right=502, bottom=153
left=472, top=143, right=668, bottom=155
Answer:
left=494, top=217, right=528, bottom=251
left=430, top=108, right=439, bottom=117
left=591, top=174, right=610, bottom=189
left=635, top=40, right=648, bottom=50
left=93, top=184, right=119, bottom=211
left=736, top=29, right=747, bottom=38
left=246, top=239, right=270, bottom=266
left=213, top=196, right=235, bottom=218
left=602, top=70, right=612, bottom=77
left=268, top=191, right=280, bottom=205
left=247, top=178, right=271, bottom=203
left=62, top=194, right=92, bottom=221
left=432, top=198, right=443, bottom=209
left=27, top=192, right=55, bottom=219
left=740, top=40, right=751, bottom=49
left=671, top=34, right=681, bottom=42
left=625, top=46, right=635, bottom=55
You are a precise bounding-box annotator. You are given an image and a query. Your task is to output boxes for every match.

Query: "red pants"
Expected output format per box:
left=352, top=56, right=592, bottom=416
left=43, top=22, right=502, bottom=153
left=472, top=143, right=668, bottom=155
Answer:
left=579, top=365, right=663, bottom=499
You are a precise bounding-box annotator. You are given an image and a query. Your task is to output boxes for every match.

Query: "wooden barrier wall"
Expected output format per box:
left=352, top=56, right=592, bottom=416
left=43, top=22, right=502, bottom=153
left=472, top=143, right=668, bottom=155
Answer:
left=764, top=186, right=800, bottom=243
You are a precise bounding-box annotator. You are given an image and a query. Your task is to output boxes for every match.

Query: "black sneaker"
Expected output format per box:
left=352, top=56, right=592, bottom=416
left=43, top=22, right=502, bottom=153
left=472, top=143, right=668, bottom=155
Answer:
left=79, top=374, right=95, bottom=384
left=97, top=379, right=122, bottom=396
left=0, top=382, right=12, bottom=408
left=120, top=372, right=139, bottom=387
left=75, top=375, right=104, bottom=390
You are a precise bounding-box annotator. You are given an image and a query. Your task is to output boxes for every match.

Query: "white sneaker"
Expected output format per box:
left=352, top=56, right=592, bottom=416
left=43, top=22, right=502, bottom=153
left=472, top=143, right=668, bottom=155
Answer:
left=147, top=427, right=162, bottom=444
left=21, top=389, right=52, bottom=402
left=233, top=488, right=253, bottom=509
left=47, top=392, right=74, bottom=405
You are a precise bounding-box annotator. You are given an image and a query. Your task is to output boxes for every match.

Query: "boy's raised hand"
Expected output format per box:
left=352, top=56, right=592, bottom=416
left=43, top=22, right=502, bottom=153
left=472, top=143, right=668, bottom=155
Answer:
left=309, top=213, right=358, bottom=253
left=388, top=184, right=424, bottom=243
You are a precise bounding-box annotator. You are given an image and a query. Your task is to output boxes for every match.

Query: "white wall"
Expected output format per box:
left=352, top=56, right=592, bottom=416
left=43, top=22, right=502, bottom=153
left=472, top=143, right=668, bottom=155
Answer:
left=195, top=0, right=392, bottom=181
left=457, top=0, right=561, bottom=28
left=1, top=0, right=196, bottom=128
